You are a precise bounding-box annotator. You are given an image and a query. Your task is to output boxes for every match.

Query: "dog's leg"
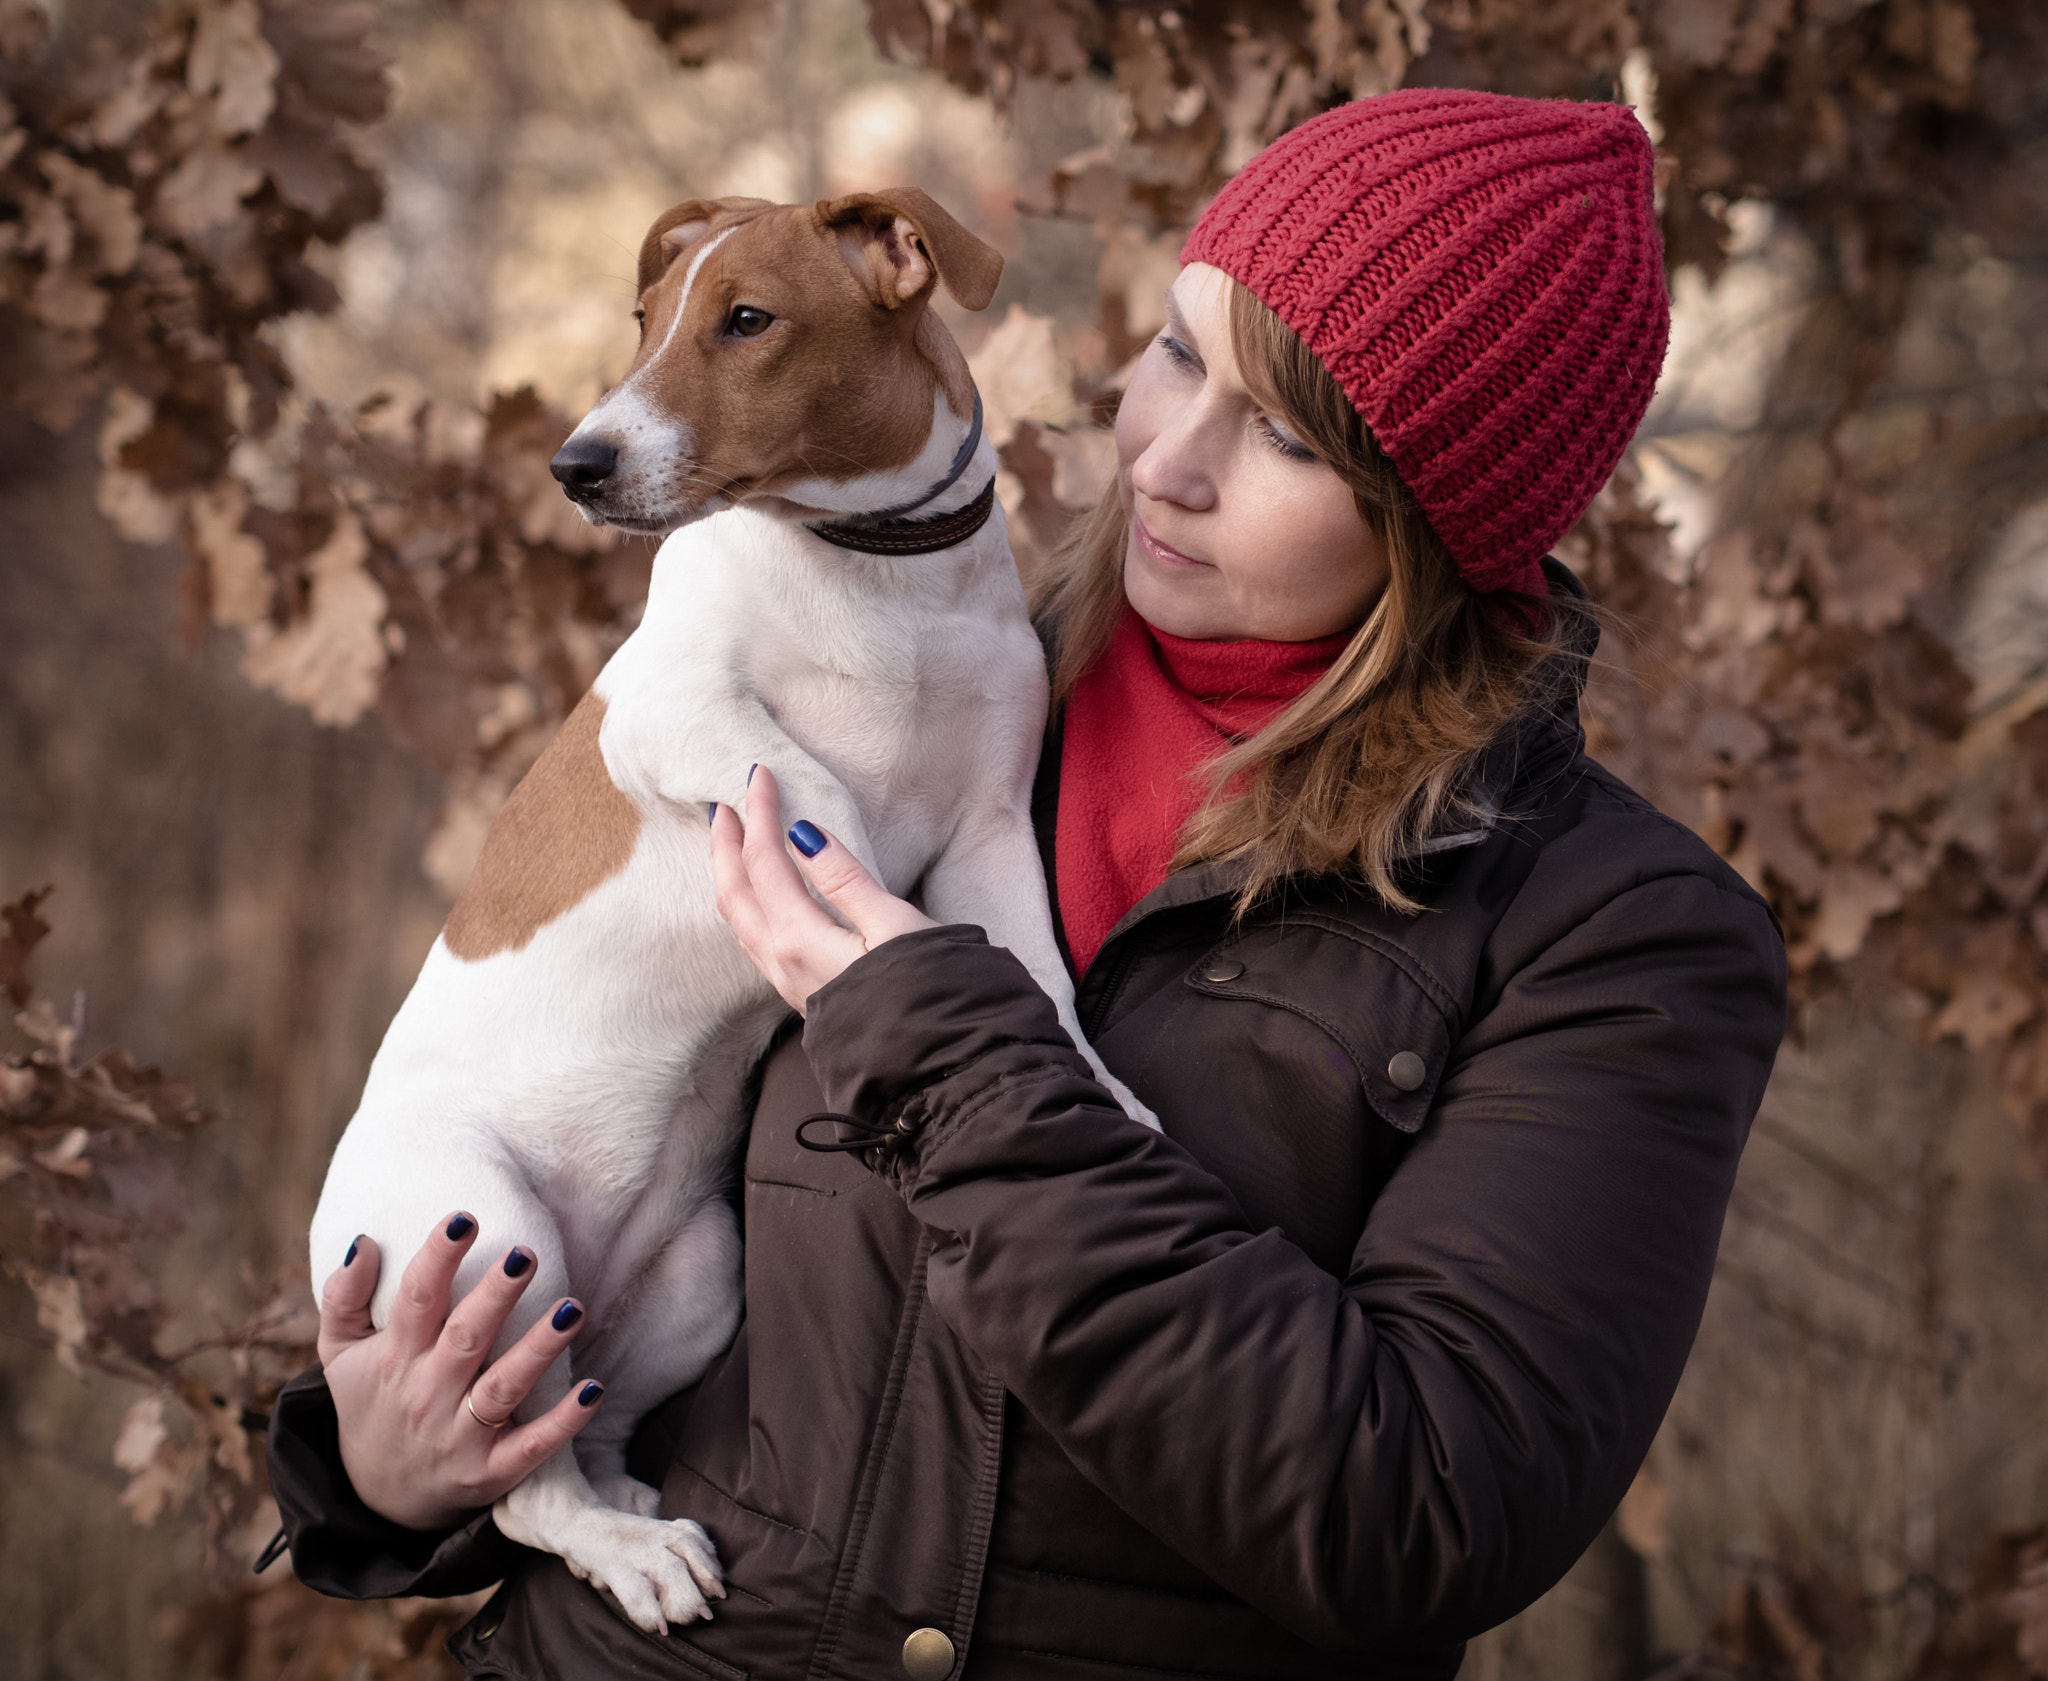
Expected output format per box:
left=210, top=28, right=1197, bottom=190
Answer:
left=396, top=1179, right=729, bottom=1633
left=692, top=734, right=890, bottom=891
left=622, top=695, right=888, bottom=891
left=922, top=807, right=1159, bottom=1129
left=566, top=1197, right=744, bottom=1520
left=494, top=1361, right=725, bottom=1633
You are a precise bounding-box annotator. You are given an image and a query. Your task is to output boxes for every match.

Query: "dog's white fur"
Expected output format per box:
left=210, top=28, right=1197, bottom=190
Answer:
left=310, top=270, right=1153, bottom=1633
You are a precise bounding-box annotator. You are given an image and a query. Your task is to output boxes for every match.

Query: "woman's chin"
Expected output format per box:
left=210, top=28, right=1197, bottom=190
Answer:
left=1123, top=549, right=1230, bottom=640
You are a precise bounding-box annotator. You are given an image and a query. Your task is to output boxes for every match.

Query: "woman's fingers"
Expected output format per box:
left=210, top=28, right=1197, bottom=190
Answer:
left=460, top=1291, right=586, bottom=1425
left=710, top=765, right=936, bottom=1010
left=431, top=1243, right=540, bottom=1388
left=385, top=1211, right=480, bottom=1358
left=317, top=1233, right=380, bottom=1367
left=707, top=802, right=772, bottom=957
left=783, top=820, right=935, bottom=947
left=482, top=1373, right=607, bottom=1487
left=737, top=769, right=840, bottom=935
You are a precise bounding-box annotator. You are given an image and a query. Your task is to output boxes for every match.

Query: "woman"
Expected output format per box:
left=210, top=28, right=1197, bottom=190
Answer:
left=271, top=89, right=1787, bottom=1680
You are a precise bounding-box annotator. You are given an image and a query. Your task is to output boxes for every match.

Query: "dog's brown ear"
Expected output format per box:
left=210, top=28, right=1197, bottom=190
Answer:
left=817, top=188, right=1004, bottom=312
left=638, top=200, right=724, bottom=295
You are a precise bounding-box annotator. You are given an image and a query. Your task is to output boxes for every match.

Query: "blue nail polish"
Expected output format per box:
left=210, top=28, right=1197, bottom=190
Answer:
left=788, top=820, right=826, bottom=857
left=552, top=1299, right=583, bottom=1332
left=344, top=1235, right=361, bottom=1267
left=446, top=1213, right=476, bottom=1242
left=503, top=1247, right=532, bottom=1278
left=747, top=763, right=758, bottom=785
left=707, top=802, right=717, bottom=823
left=578, top=1381, right=605, bottom=1407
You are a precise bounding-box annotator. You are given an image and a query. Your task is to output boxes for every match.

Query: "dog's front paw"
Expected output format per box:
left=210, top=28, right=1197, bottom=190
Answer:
left=562, top=1512, right=725, bottom=1635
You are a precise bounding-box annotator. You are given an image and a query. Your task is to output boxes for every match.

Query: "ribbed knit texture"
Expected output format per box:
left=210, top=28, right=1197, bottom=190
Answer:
left=1056, top=608, right=1349, bottom=976
left=1181, top=88, right=1669, bottom=598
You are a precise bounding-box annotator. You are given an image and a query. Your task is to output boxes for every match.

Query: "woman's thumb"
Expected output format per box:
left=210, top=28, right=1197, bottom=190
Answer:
left=317, top=1234, right=380, bottom=1364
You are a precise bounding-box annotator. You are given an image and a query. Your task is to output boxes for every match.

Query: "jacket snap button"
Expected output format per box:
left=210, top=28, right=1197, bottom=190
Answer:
left=903, top=1626, right=956, bottom=1680
left=1200, top=957, right=1245, bottom=983
left=1386, top=1050, right=1427, bottom=1092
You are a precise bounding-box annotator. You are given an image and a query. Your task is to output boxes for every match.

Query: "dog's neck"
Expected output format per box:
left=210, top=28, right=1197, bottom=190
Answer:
left=806, top=385, right=995, bottom=554
left=806, top=478, right=997, bottom=556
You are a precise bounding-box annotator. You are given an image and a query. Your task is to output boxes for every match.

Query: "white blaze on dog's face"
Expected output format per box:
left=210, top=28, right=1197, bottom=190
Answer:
left=553, top=189, right=1003, bottom=535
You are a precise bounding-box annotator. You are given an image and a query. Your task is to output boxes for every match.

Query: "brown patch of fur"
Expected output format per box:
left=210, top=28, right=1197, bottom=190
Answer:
left=618, top=193, right=1001, bottom=510
left=444, top=694, right=641, bottom=962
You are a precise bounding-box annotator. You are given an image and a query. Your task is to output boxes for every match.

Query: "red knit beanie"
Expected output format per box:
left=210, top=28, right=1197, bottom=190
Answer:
left=1181, top=88, right=1669, bottom=599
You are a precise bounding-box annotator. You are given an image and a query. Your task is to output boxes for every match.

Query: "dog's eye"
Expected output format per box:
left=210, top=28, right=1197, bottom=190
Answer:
left=632, top=307, right=646, bottom=338
left=727, top=306, right=773, bottom=338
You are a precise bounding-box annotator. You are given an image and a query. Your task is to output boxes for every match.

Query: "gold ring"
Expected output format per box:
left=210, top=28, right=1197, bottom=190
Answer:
left=464, top=1389, right=509, bottom=1430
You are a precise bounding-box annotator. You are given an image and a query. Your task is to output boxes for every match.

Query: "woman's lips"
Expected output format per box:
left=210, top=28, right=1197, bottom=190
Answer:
left=1134, top=514, right=1210, bottom=570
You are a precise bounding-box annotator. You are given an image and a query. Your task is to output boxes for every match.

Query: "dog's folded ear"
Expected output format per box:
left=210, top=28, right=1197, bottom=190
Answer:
left=638, top=198, right=776, bottom=295
left=639, top=200, right=721, bottom=295
left=816, top=188, right=1003, bottom=313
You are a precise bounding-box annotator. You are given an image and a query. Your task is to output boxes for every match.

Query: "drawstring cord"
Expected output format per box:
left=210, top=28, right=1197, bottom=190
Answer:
left=794, top=1111, right=921, bottom=1159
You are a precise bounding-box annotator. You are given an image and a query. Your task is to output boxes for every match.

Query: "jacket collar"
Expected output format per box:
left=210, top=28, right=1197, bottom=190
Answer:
left=1067, top=558, right=1596, bottom=961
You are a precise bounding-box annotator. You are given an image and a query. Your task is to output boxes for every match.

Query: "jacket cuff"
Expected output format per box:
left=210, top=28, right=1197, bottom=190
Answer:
left=802, top=924, right=1087, bottom=1139
left=267, top=1364, right=527, bottom=1599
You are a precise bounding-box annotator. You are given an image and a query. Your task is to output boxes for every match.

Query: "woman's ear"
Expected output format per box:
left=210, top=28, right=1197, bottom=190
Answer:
left=815, top=188, right=1004, bottom=313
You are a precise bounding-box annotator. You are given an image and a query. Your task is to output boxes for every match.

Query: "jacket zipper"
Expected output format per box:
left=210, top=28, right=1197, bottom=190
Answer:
left=1082, top=936, right=1143, bottom=1040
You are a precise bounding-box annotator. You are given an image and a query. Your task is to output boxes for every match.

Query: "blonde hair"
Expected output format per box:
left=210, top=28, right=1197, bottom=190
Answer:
left=1030, top=278, right=1569, bottom=915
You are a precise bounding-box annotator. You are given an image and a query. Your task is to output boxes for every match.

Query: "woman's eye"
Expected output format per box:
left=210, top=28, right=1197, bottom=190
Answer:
left=1260, top=414, right=1317, bottom=463
left=1156, top=331, right=1199, bottom=372
left=728, top=306, right=774, bottom=337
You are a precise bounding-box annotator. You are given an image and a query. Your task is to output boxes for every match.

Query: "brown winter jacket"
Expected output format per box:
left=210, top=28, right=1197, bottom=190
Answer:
left=267, top=573, right=1789, bottom=1680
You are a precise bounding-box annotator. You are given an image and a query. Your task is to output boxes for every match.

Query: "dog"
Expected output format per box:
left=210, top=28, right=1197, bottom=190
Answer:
left=308, top=187, right=1154, bottom=1636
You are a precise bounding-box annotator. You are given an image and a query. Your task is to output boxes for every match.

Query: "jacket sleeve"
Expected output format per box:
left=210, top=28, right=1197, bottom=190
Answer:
left=266, top=1364, right=527, bottom=1598
left=800, top=873, right=1786, bottom=1650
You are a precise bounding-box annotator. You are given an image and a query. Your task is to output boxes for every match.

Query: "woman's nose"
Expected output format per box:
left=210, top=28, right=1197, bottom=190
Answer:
left=1129, top=410, right=1220, bottom=513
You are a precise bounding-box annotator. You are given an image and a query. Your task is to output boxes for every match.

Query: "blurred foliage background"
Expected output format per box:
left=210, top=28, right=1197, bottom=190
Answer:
left=2, top=0, right=2047, bottom=1676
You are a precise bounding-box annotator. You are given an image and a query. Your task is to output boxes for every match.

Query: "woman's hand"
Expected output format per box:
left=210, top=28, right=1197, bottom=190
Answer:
left=709, top=765, right=934, bottom=1013
left=316, top=1214, right=605, bottom=1531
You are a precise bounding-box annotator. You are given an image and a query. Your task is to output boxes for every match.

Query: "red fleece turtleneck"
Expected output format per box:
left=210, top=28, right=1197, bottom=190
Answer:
left=1056, top=606, right=1350, bottom=976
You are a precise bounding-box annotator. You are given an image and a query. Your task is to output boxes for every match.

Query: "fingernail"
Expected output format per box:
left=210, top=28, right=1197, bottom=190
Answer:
left=344, top=1235, right=361, bottom=1267
left=446, top=1213, right=476, bottom=1242
left=747, top=763, right=758, bottom=785
left=578, top=1381, right=605, bottom=1407
left=788, top=820, right=826, bottom=857
left=503, top=1247, right=532, bottom=1278
left=552, top=1299, right=583, bottom=1332
left=707, top=802, right=717, bottom=823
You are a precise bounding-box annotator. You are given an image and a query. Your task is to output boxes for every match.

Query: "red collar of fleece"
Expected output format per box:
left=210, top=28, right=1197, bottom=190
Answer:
left=1056, top=605, right=1349, bottom=976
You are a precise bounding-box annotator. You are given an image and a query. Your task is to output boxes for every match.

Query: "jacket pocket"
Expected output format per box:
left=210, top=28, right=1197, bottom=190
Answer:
left=447, top=1564, right=750, bottom=1681
left=1100, top=919, right=1460, bottom=1275
left=1187, top=918, right=1456, bottom=1134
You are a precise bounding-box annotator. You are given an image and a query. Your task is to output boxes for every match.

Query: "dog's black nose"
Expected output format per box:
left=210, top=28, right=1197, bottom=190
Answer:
left=551, top=438, right=619, bottom=497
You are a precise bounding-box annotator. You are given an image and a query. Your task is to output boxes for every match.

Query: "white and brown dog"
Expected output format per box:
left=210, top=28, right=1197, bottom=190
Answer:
left=308, top=188, right=1152, bottom=1634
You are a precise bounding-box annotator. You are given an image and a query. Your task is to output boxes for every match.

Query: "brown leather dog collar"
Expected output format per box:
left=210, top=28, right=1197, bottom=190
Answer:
left=808, top=475, right=997, bottom=555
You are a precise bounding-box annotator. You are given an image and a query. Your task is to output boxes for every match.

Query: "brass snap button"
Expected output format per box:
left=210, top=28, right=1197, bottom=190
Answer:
left=1199, top=957, right=1245, bottom=983
left=902, top=1626, right=956, bottom=1680
left=1386, top=1050, right=1427, bottom=1092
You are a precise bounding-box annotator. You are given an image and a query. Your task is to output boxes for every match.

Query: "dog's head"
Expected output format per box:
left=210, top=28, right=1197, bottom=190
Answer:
left=551, top=189, right=1003, bottom=537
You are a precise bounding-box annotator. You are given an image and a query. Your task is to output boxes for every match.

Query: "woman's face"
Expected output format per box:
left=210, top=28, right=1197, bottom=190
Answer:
left=1114, top=262, right=1388, bottom=642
